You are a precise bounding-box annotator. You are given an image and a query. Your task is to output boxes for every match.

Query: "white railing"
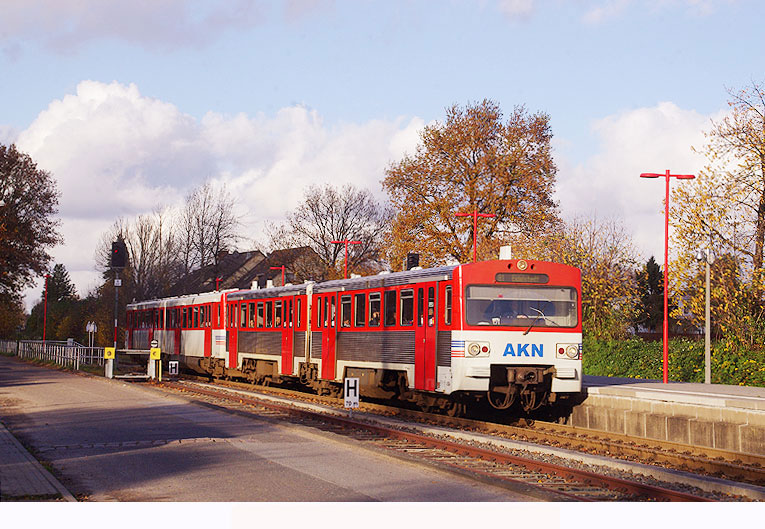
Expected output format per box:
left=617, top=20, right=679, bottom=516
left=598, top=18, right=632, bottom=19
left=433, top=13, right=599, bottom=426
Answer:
left=14, top=340, right=105, bottom=370
left=0, top=340, right=19, bottom=355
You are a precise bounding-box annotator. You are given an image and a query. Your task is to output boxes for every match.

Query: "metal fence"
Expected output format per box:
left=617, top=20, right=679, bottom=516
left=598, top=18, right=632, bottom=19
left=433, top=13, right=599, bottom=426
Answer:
left=10, top=340, right=105, bottom=370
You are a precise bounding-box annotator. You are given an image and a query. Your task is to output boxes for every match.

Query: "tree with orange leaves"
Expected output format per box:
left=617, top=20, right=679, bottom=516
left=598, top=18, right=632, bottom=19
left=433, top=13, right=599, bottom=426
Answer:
left=382, top=100, right=559, bottom=269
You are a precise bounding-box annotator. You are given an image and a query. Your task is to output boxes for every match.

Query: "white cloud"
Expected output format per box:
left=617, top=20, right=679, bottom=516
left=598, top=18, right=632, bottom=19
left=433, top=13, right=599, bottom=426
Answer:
left=497, top=0, right=536, bottom=19
left=555, top=101, right=721, bottom=262
left=15, top=80, right=424, bottom=308
left=1, top=0, right=265, bottom=53
left=582, top=0, right=632, bottom=24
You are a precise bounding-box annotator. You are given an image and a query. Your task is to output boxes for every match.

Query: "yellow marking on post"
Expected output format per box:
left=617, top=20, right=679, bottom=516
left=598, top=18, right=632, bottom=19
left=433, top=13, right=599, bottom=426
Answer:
left=104, top=347, right=115, bottom=359
left=150, top=348, right=161, bottom=360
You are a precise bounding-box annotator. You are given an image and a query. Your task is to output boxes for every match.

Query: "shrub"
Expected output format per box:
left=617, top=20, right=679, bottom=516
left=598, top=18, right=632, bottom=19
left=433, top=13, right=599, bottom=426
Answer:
left=582, top=336, right=765, bottom=387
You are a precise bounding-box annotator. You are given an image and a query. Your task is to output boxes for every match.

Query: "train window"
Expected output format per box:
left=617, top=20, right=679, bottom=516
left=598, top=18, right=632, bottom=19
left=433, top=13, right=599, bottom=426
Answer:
left=317, top=297, right=322, bottom=329
left=369, top=293, right=381, bottom=327
left=248, top=303, right=255, bottom=328
left=193, top=306, right=199, bottom=328
left=182, top=308, right=188, bottom=329
left=384, top=290, right=397, bottom=326
left=428, top=287, right=435, bottom=327
left=266, top=301, right=273, bottom=328
left=324, top=297, right=329, bottom=328
left=340, top=295, right=351, bottom=327
left=257, top=302, right=264, bottom=328
left=330, top=296, right=336, bottom=328
left=417, top=288, right=424, bottom=326
left=297, top=298, right=303, bottom=328
left=275, top=300, right=283, bottom=327
left=288, top=299, right=293, bottom=328
left=464, top=285, right=578, bottom=327
left=354, top=293, right=366, bottom=327
left=444, top=286, right=452, bottom=325
left=240, top=304, right=248, bottom=329
left=400, top=289, right=414, bottom=326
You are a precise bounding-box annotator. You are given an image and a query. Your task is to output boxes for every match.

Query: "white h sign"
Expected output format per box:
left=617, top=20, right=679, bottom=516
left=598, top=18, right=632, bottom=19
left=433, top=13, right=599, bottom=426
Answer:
left=343, top=377, right=359, bottom=409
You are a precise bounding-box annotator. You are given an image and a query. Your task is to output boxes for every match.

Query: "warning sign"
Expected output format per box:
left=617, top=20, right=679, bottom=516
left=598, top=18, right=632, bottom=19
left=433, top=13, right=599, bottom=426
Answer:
left=104, top=347, right=115, bottom=359
left=150, top=348, right=161, bottom=360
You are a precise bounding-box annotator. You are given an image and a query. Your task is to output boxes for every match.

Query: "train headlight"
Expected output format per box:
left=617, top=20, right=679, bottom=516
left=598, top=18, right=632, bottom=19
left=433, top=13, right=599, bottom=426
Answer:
left=467, top=342, right=490, bottom=357
left=556, top=343, right=581, bottom=360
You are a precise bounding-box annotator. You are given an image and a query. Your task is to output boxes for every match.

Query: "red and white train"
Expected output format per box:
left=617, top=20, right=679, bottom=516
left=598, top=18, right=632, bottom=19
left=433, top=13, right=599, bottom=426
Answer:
left=126, top=258, right=582, bottom=414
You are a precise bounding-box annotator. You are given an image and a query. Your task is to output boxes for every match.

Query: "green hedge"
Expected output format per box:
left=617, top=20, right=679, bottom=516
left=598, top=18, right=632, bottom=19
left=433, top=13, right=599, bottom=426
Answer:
left=582, top=336, right=765, bottom=387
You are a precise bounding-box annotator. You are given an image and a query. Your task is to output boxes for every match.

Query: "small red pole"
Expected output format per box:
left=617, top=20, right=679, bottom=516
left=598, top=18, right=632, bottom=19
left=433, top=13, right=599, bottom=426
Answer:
left=270, top=266, right=286, bottom=286
left=42, top=274, right=50, bottom=342
left=331, top=240, right=362, bottom=278
left=215, top=277, right=222, bottom=290
left=455, top=209, right=496, bottom=262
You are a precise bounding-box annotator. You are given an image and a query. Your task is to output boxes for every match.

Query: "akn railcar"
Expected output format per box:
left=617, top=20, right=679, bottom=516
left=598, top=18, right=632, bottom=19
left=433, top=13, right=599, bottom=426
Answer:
left=126, top=259, right=582, bottom=413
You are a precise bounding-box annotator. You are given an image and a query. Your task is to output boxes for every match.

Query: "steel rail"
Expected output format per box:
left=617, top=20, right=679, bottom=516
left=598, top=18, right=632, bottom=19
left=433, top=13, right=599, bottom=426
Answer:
left=159, top=380, right=714, bottom=502
left=179, top=374, right=765, bottom=486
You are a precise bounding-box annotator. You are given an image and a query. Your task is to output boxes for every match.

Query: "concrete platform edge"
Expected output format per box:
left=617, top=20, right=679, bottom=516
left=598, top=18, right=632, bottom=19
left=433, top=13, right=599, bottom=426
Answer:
left=0, top=422, right=77, bottom=502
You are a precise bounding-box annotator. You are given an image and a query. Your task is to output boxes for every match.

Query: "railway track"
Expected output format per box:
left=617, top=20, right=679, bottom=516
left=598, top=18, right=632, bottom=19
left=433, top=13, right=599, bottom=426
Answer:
left=154, top=378, right=720, bottom=501
left=176, top=375, right=765, bottom=489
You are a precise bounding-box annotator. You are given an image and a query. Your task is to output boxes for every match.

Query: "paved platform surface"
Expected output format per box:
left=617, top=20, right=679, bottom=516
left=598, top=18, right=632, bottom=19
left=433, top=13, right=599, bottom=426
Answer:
left=0, top=355, right=537, bottom=502
left=584, top=375, right=765, bottom=410
left=0, top=421, right=76, bottom=501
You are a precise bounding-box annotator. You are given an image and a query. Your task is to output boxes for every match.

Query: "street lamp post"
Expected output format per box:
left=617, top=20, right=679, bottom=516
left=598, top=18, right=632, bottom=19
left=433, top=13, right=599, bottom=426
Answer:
left=455, top=209, right=496, bottom=262
left=331, top=240, right=362, bottom=279
left=695, top=249, right=712, bottom=384
left=42, top=273, right=50, bottom=342
left=270, top=265, right=286, bottom=286
left=640, top=169, right=696, bottom=383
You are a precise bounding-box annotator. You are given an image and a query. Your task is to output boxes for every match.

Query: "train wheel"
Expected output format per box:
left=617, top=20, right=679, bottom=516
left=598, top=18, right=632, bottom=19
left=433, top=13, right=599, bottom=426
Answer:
left=445, top=401, right=465, bottom=417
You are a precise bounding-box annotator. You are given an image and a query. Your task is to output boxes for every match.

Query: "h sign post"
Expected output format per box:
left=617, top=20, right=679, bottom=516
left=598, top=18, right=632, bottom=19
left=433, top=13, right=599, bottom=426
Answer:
left=344, top=377, right=359, bottom=414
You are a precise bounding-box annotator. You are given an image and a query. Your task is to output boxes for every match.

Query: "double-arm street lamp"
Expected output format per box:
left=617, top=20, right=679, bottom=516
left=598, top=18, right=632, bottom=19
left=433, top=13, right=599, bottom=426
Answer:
left=331, top=239, right=361, bottom=279
left=640, top=169, right=695, bottom=383
left=456, top=209, right=496, bottom=263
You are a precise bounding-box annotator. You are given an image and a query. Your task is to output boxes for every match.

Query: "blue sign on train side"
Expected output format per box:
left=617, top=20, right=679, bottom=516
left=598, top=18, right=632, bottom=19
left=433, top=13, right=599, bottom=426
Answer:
left=503, top=344, right=544, bottom=357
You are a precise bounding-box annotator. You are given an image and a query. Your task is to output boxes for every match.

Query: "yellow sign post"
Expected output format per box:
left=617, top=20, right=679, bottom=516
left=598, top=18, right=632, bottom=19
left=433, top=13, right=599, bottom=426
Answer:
left=150, top=348, right=162, bottom=381
left=104, top=347, right=115, bottom=379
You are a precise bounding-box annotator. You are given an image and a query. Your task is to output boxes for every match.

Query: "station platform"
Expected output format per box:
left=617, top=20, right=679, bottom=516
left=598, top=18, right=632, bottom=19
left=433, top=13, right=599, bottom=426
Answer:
left=0, top=421, right=76, bottom=501
left=569, top=375, right=765, bottom=456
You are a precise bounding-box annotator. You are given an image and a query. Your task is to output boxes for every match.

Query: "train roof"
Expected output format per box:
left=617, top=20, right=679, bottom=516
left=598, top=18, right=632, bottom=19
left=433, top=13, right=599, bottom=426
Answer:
left=126, top=289, right=235, bottom=310
left=126, top=259, right=579, bottom=309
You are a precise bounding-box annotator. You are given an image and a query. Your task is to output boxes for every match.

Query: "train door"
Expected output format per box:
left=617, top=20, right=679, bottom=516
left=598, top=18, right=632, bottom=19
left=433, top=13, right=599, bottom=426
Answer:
left=321, top=293, right=337, bottom=380
left=414, top=284, right=437, bottom=390
left=203, top=304, right=212, bottom=357
left=228, top=301, right=239, bottom=369
left=281, top=297, right=294, bottom=375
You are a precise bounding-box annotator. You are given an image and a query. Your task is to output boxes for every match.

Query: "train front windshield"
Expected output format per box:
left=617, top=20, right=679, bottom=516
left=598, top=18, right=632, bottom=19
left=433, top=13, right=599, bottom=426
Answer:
left=465, top=285, right=578, bottom=328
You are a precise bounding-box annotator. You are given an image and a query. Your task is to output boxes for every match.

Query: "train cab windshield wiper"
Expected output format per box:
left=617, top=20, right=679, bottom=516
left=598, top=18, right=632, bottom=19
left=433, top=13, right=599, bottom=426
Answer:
left=523, top=307, right=561, bottom=335
left=522, top=307, right=544, bottom=335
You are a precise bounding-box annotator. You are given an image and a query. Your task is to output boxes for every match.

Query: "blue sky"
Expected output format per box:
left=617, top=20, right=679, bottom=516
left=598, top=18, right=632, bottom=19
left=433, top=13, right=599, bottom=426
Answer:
left=2, top=0, right=763, bottom=305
